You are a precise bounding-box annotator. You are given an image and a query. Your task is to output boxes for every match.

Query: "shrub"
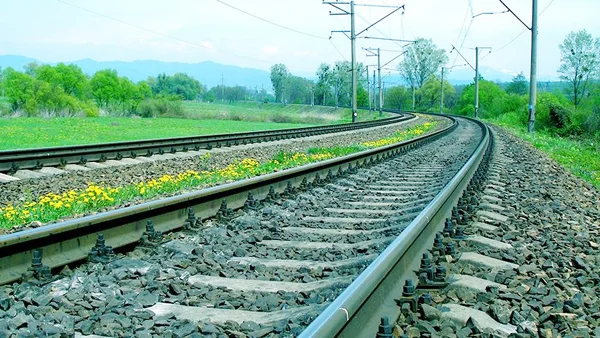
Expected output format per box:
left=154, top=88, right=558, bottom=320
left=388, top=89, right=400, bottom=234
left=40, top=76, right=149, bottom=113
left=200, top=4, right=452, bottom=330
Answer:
left=548, top=103, right=570, bottom=129
left=137, top=98, right=184, bottom=118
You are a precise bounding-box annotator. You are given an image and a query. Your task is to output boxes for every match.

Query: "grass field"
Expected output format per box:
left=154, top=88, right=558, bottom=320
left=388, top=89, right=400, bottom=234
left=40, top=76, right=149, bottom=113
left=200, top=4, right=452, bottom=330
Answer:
left=492, top=121, right=600, bottom=189
left=0, top=118, right=315, bottom=150
left=0, top=101, right=393, bottom=150
left=182, top=101, right=392, bottom=124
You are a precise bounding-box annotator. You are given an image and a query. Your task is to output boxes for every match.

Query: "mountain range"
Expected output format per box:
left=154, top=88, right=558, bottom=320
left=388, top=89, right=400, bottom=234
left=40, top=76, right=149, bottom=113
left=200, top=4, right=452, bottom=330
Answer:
left=0, top=55, right=555, bottom=89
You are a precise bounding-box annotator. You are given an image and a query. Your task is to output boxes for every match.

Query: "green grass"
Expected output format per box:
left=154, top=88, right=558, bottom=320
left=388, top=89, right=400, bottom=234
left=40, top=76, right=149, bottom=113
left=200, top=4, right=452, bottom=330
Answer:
left=0, top=117, right=316, bottom=150
left=491, top=120, right=600, bottom=189
left=0, top=101, right=395, bottom=150
left=182, top=101, right=393, bottom=124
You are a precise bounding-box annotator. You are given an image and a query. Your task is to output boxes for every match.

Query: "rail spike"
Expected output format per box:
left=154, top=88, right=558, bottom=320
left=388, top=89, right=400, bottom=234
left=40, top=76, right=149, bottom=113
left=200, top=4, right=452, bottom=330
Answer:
left=216, top=200, right=233, bottom=221
left=244, top=192, right=259, bottom=211
left=141, top=220, right=162, bottom=245
left=88, top=234, right=115, bottom=263
left=23, top=249, right=52, bottom=282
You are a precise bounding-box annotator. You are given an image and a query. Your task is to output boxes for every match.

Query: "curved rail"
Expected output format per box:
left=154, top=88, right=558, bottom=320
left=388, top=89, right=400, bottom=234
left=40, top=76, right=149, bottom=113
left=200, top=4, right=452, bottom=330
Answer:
left=299, top=116, right=491, bottom=337
left=0, top=112, right=411, bottom=174
left=0, top=113, right=451, bottom=286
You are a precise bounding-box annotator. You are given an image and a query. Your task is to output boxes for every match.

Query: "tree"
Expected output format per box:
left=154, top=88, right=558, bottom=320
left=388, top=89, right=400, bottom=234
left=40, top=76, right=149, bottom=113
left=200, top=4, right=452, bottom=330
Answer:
left=2, top=67, right=35, bottom=113
left=558, top=30, right=600, bottom=106
left=398, top=38, right=448, bottom=90
left=506, top=72, right=528, bottom=96
left=90, top=69, right=120, bottom=109
left=270, top=64, right=290, bottom=104
left=315, top=63, right=332, bottom=105
left=384, top=86, right=410, bottom=110
left=456, top=79, right=507, bottom=118
left=416, top=76, right=456, bottom=112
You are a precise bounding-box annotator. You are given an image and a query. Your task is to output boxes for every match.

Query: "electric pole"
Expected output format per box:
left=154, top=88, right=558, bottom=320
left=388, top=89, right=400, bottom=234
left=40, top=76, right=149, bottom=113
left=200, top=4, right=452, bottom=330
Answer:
left=372, top=70, right=376, bottom=109
left=497, top=0, right=538, bottom=132
left=412, top=86, right=415, bottom=112
left=324, top=1, right=406, bottom=122
left=473, top=47, right=491, bottom=118
left=366, top=65, right=371, bottom=111
left=528, top=0, right=538, bottom=132
left=475, top=47, right=479, bottom=118
left=440, top=67, right=445, bottom=114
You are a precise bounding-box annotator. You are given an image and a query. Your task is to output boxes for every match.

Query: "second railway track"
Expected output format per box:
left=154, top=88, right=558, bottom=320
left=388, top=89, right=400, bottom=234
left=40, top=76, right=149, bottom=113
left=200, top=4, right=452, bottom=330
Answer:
left=0, top=114, right=491, bottom=337
left=0, top=113, right=411, bottom=177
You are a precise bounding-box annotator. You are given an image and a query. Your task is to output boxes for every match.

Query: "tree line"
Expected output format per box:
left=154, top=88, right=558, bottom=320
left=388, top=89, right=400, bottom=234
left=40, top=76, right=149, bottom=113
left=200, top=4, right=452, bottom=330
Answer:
left=0, top=64, right=207, bottom=117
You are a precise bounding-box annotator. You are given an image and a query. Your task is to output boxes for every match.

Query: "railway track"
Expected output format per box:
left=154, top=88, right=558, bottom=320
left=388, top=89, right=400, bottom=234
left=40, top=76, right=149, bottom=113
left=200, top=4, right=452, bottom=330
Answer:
left=0, top=113, right=411, bottom=179
left=0, top=114, right=492, bottom=337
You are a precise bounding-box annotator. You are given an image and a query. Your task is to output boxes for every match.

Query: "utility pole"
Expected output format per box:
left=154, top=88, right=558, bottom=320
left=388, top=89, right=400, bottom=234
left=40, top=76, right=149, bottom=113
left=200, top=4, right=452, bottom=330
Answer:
left=372, top=70, right=376, bottom=109
left=377, top=48, right=383, bottom=116
left=412, top=86, right=415, bottom=112
left=311, top=86, right=315, bottom=106
left=382, top=82, right=385, bottom=107
left=325, top=2, right=406, bottom=122
left=474, top=47, right=480, bottom=118
left=350, top=1, right=357, bottom=122
left=440, top=67, right=445, bottom=114
left=528, top=0, right=538, bottom=132
left=366, top=65, right=371, bottom=111
left=473, top=47, right=491, bottom=118
left=497, top=0, right=538, bottom=132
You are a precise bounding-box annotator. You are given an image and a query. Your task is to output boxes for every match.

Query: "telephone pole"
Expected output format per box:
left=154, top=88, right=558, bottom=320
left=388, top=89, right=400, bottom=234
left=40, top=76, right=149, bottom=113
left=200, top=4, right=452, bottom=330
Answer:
left=221, top=74, right=224, bottom=103
left=440, top=67, right=445, bottom=114
left=528, top=0, right=538, bottom=132
left=475, top=47, right=479, bottom=118
left=497, top=0, right=538, bottom=132
left=366, top=65, right=371, bottom=111
left=324, top=1, right=406, bottom=122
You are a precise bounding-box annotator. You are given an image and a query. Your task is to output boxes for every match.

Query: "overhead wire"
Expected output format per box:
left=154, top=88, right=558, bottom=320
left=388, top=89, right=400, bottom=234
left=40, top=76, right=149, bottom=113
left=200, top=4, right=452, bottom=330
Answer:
left=481, top=0, right=555, bottom=60
left=54, top=0, right=271, bottom=64
left=214, top=0, right=328, bottom=40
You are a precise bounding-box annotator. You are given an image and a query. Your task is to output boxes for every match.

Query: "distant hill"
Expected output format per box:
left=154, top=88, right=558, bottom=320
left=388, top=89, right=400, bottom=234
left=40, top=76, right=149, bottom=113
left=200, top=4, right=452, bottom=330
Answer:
left=0, top=55, right=272, bottom=89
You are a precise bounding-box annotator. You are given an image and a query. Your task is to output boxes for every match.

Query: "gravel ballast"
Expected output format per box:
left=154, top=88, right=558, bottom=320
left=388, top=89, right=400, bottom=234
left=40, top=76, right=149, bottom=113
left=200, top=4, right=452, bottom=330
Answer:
left=0, top=118, right=478, bottom=338
left=392, top=126, right=600, bottom=337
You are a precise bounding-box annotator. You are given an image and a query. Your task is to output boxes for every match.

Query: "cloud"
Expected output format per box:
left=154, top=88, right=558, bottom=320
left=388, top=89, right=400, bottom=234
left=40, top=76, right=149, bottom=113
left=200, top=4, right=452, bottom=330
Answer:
left=200, top=41, right=214, bottom=49
left=262, top=46, right=278, bottom=54
left=295, top=51, right=313, bottom=56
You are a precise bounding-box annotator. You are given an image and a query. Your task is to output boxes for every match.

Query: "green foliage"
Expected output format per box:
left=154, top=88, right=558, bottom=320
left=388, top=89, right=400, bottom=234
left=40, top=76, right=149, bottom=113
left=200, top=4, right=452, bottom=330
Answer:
left=384, top=86, right=410, bottom=111
left=0, top=64, right=188, bottom=117
left=455, top=80, right=508, bottom=118
left=147, top=72, right=203, bottom=100
left=558, top=30, right=600, bottom=106
left=138, top=96, right=184, bottom=118
left=506, top=73, right=528, bottom=95
left=270, top=63, right=290, bottom=103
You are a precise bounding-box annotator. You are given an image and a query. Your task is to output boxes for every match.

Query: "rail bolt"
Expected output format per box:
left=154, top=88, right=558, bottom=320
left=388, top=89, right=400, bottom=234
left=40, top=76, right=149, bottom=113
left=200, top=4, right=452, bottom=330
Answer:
left=375, top=317, right=393, bottom=338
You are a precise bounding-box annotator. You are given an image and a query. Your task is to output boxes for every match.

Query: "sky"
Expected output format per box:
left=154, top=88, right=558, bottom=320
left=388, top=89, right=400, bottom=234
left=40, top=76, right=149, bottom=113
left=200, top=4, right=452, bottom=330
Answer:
left=0, top=0, right=598, bottom=80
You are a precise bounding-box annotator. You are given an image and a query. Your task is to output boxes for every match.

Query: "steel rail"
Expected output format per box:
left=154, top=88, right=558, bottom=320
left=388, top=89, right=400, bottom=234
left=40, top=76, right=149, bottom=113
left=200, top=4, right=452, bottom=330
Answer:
left=0, top=112, right=412, bottom=174
left=299, top=116, right=491, bottom=337
left=0, top=113, right=453, bottom=286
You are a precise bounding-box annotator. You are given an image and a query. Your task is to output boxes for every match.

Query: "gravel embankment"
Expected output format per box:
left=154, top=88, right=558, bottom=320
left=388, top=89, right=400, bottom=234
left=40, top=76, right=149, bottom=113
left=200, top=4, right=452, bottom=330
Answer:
left=0, top=118, right=476, bottom=338
left=393, top=126, right=600, bottom=337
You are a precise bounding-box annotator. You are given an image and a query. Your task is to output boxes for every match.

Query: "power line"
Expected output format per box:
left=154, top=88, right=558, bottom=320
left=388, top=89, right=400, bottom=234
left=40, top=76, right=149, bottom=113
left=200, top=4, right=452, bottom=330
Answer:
left=330, top=39, right=348, bottom=61
left=482, top=0, right=554, bottom=59
left=215, top=0, right=328, bottom=40
left=55, top=0, right=271, bottom=65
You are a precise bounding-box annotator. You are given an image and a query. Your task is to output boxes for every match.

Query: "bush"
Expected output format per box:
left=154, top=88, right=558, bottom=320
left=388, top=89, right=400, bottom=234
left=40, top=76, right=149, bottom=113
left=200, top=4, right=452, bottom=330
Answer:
left=137, top=98, right=184, bottom=118
left=584, top=107, right=600, bottom=137
left=548, top=103, right=570, bottom=129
